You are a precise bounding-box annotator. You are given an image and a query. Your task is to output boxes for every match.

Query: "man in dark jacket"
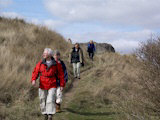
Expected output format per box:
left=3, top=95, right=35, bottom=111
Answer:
left=87, top=40, right=96, bottom=60
left=69, top=43, right=84, bottom=79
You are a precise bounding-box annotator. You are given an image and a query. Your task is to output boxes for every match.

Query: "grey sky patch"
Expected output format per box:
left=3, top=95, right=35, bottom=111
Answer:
left=44, top=0, right=160, bottom=29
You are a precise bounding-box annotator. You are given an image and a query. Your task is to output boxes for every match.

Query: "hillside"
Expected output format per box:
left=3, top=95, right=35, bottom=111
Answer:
left=0, top=17, right=159, bottom=120
left=0, top=17, right=73, bottom=119
left=55, top=53, right=139, bottom=120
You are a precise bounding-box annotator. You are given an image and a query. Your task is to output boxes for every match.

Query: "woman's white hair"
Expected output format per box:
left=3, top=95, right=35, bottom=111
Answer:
left=43, top=48, right=53, bottom=56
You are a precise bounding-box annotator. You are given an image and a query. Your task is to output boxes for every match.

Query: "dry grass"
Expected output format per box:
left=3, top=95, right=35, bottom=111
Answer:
left=0, top=17, right=73, bottom=119
left=93, top=39, right=160, bottom=120
left=110, top=38, right=160, bottom=120
left=73, top=50, right=160, bottom=120
left=67, top=52, right=141, bottom=119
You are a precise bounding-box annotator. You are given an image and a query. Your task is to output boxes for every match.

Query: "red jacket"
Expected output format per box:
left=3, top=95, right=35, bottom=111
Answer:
left=31, top=58, right=65, bottom=90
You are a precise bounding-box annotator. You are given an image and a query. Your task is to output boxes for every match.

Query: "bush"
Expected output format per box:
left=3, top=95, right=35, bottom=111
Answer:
left=137, top=37, right=160, bottom=115
left=112, top=37, right=160, bottom=120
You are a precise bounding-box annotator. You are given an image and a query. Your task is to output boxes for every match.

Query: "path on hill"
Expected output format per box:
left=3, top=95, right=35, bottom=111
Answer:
left=54, top=60, right=116, bottom=120
left=63, top=65, right=93, bottom=108
left=53, top=64, right=94, bottom=120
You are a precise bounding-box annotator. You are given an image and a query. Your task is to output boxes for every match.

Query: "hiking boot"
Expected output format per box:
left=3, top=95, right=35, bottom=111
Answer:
left=56, top=103, right=61, bottom=113
left=78, top=76, right=80, bottom=79
left=74, top=76, right=77, bottom=78
left=44, top=114, right=48, bottom=120
left=48, top=115, right=52, bottom=120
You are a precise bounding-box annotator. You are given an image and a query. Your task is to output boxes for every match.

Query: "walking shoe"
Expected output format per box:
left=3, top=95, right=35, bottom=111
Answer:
left=48, top=115, right=52, bottom=120
left=44, top=114, right=48, bottom=120
left=56, top=103, right=61, bottom=113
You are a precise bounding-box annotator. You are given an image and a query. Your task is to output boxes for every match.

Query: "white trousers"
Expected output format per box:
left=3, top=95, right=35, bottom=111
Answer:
left=56, top=87, right=63, bottom=104
left=39, top=88, right=56, bottom=115
left=72, top=62, right=81, bottom=77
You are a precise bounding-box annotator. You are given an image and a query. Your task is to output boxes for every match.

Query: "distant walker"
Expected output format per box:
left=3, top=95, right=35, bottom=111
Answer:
left=87, top=40, right=96, bottom=61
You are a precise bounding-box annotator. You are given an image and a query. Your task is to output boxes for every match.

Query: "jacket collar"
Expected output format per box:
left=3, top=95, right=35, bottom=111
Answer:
left=41, top=57, right=57, bottom=70
left=73, top=47, right=80, bottom=51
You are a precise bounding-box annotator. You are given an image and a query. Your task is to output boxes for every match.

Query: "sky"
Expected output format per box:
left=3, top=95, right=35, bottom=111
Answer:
left=0, top=0, right=160, bottom=54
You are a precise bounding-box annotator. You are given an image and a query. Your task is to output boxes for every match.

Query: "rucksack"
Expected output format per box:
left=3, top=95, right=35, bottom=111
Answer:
left=60, top=60, right=68, bottom=83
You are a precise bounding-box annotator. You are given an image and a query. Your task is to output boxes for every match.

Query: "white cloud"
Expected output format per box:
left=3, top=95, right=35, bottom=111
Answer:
left=44, top=0, right=160, bottom=28
left=111, top=39, right=139, bottom=54
left=29, top=18, right=41, bottom=25
left=43, top=19, right=66, bottom=29
left=43, top=0, right=158, bottom=53
left=0, top=12, right=24, bottom=19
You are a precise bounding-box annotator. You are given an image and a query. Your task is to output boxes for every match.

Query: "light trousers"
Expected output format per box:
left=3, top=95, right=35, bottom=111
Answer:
left=56, top=87, right=63, bottom=104
left=39, top=88, right=56, bottom=115
left=72, top=62, right=81, bottom=77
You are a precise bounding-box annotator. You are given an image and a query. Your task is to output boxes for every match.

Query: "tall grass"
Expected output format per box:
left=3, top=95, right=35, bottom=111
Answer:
left=0, top=17, right=72, bottom=118
left=110, top=38, right=160, bottom=120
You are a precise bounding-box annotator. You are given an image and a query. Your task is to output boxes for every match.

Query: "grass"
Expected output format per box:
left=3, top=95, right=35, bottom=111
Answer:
left=0, top=17, right=73, bottom=120
left=64, top=91, right=116, bottom=120
left=52, top=53, right=138, bottom=120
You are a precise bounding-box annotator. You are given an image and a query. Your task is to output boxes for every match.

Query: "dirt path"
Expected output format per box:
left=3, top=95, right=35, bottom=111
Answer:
left=63, top=65, right=93, bottom=108
left=63, top=78, right=79, bottom=108
left=53, top=60, right=116, bottom=120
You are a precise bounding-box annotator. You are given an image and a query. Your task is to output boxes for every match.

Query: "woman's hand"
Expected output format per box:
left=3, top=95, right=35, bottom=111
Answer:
left=60, top=87, right=64, bottom=91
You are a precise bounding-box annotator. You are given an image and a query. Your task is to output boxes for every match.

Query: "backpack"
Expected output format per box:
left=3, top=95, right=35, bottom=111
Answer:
left=60, top=60, right=68, bottom=83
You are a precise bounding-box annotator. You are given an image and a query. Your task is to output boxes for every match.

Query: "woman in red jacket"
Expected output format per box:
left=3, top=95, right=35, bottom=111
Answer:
left=31, top=48, right=65, bottom=120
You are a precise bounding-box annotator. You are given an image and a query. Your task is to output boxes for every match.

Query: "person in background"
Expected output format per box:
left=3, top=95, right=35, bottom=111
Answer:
left=53, top=50, right=68, bottom=113
left=70, top=43, right=84, bottom=79
left=68, top=38, right=72, bottom=44
left=31, top=48, right=65, bottom=120
left=87, top=40, right=96, bottom=60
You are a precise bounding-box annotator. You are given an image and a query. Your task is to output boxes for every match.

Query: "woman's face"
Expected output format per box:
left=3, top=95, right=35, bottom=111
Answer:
left=75, top=44, right=79, bottom=48
left=54, top=54, right=60, bottom=60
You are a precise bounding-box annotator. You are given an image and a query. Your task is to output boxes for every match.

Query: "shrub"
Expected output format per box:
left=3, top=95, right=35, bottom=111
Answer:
left=136, top=37, right=160, bottom=115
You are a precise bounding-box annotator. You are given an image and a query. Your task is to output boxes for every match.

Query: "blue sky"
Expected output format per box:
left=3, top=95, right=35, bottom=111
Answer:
left=1, top=0, right=160, bottom=54
left=2, top=0, right=52, bottom=20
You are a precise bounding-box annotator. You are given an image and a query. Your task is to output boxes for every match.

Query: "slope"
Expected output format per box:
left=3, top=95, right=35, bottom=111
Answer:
left=0, top=17, right=73, bottom=120
left=0, top=17, right=139, bottom=120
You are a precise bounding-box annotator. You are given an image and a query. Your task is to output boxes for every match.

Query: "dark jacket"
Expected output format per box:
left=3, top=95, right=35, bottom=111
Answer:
left=87, top=43, right=96, bottom=53
left=56, top=60, right=68, bottom=86
left=70, top=47, right=83, bottom=63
